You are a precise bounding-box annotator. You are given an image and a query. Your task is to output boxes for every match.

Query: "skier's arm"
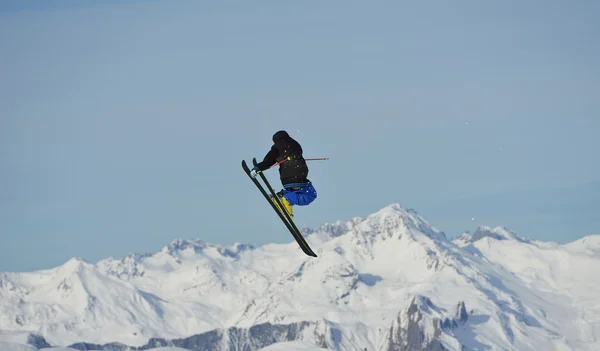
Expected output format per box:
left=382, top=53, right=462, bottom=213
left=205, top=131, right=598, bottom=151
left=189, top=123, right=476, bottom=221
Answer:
left=254, top=146, right=279, bottom=171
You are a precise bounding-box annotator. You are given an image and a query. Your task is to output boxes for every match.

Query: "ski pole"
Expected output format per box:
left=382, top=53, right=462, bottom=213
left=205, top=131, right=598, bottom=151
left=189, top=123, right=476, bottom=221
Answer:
left=261, top=156, right=328, bottom=173
left=273, top=156, right=291, bottom=167
left=259, top=157, right=291, bottom=172
left=273, top=157, right=328, bottom=166
left=305, top=157, right=329, bottom=161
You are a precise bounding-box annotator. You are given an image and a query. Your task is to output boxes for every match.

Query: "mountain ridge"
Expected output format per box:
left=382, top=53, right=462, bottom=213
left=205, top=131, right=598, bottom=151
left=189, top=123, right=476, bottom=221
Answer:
left=1, top=202, right=599, bottom=350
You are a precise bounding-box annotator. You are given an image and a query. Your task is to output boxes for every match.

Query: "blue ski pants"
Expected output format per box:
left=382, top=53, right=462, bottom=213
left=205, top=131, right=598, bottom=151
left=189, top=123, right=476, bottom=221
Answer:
left=282, top=182, right=317, bottom=206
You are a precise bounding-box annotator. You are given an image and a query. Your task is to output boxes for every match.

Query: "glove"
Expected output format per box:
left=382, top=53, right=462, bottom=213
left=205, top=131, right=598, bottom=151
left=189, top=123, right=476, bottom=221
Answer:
left=250, top=166, right=260, bottom=178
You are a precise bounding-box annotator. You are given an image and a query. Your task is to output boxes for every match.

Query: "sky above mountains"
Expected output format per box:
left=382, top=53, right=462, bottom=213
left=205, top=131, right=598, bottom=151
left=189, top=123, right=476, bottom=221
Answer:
left=1, top=0, right=599, bottom=272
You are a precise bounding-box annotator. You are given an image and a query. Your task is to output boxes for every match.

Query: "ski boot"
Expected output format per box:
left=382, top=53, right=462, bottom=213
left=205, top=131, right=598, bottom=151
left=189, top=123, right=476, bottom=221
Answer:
left=270, top=190, right=293, bottom=217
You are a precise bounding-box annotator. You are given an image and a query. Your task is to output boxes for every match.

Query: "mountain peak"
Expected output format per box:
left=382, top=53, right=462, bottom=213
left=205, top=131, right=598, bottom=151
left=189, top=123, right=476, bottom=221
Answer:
left=563, top=234, right=600, bottom=256
left=455, top=225, right=527, bottom=246
left=364, top=203, right=446, bottom=240
left=159, top=238, right=209, bottom=256
left=368, top=203, right=427, bottom=220
left=475, top=226, right=526, bottom=241
left=217, top=242, right=255, bottom=259
left=56, top=257, right=91, bottom=275
left=302, top=203, right=446, bottom=246
left=373, top=202, right=411, bottom=214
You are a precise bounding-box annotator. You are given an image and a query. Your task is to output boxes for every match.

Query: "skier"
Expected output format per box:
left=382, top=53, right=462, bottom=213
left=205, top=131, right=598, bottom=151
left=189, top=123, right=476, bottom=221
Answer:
left=250, top=130, right=317, bottom=217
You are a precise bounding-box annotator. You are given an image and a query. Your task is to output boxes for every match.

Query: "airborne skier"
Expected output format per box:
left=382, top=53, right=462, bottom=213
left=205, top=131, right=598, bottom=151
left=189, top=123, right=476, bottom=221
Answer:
left=249, top=130, right=317, bottom=217
left=241, top=130, right=322, bottom=257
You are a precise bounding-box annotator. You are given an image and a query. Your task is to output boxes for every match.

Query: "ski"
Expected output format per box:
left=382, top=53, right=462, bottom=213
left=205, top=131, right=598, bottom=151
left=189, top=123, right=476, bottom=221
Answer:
left=242, top=159, right=317, bottom=257
left=251, top=157, right=317, bottom=257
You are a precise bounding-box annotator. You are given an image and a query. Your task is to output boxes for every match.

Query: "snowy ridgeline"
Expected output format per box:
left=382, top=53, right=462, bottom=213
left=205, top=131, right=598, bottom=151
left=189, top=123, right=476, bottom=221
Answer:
left=0, top=344, right=217, bottom=351
left=0, top=343, right=329, bottom=351
left=1, top=203, right=599, bottom=351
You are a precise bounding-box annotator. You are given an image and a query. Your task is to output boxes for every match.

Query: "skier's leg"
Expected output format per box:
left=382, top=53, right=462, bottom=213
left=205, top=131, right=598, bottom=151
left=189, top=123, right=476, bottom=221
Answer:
left=283, top=183, right=317, bottom=207
left=271, top=189, right=294, bottom=217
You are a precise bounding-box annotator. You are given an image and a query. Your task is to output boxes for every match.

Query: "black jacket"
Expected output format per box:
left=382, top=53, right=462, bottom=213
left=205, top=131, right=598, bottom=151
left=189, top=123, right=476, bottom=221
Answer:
left=255, top=130, right=309, bottom=186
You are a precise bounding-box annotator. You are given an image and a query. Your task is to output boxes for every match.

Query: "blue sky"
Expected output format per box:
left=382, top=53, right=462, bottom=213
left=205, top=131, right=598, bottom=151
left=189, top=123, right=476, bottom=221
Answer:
left=1, top=0, right=599, bottom=272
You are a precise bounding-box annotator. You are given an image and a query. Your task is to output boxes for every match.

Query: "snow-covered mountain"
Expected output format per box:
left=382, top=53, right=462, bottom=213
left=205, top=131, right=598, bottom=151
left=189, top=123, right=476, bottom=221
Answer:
left=1, top=203, right=599, bottom=350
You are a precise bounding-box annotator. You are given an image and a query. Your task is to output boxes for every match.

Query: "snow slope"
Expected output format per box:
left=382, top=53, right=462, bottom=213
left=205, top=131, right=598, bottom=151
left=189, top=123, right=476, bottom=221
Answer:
left=1, top=203, right=599, bottom=350
left=258, top=341, right=330, bottom=350
left=0, top=343, right=190, bottom=351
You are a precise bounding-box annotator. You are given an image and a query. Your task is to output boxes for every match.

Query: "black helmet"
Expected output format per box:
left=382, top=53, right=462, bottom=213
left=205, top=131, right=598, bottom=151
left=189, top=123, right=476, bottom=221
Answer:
left=272, top=130, right=289, bottom=142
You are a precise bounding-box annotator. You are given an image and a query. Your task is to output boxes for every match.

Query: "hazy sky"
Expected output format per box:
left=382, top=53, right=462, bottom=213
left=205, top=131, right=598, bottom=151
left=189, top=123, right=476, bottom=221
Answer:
left=1, top=0, right=599, bottom=272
